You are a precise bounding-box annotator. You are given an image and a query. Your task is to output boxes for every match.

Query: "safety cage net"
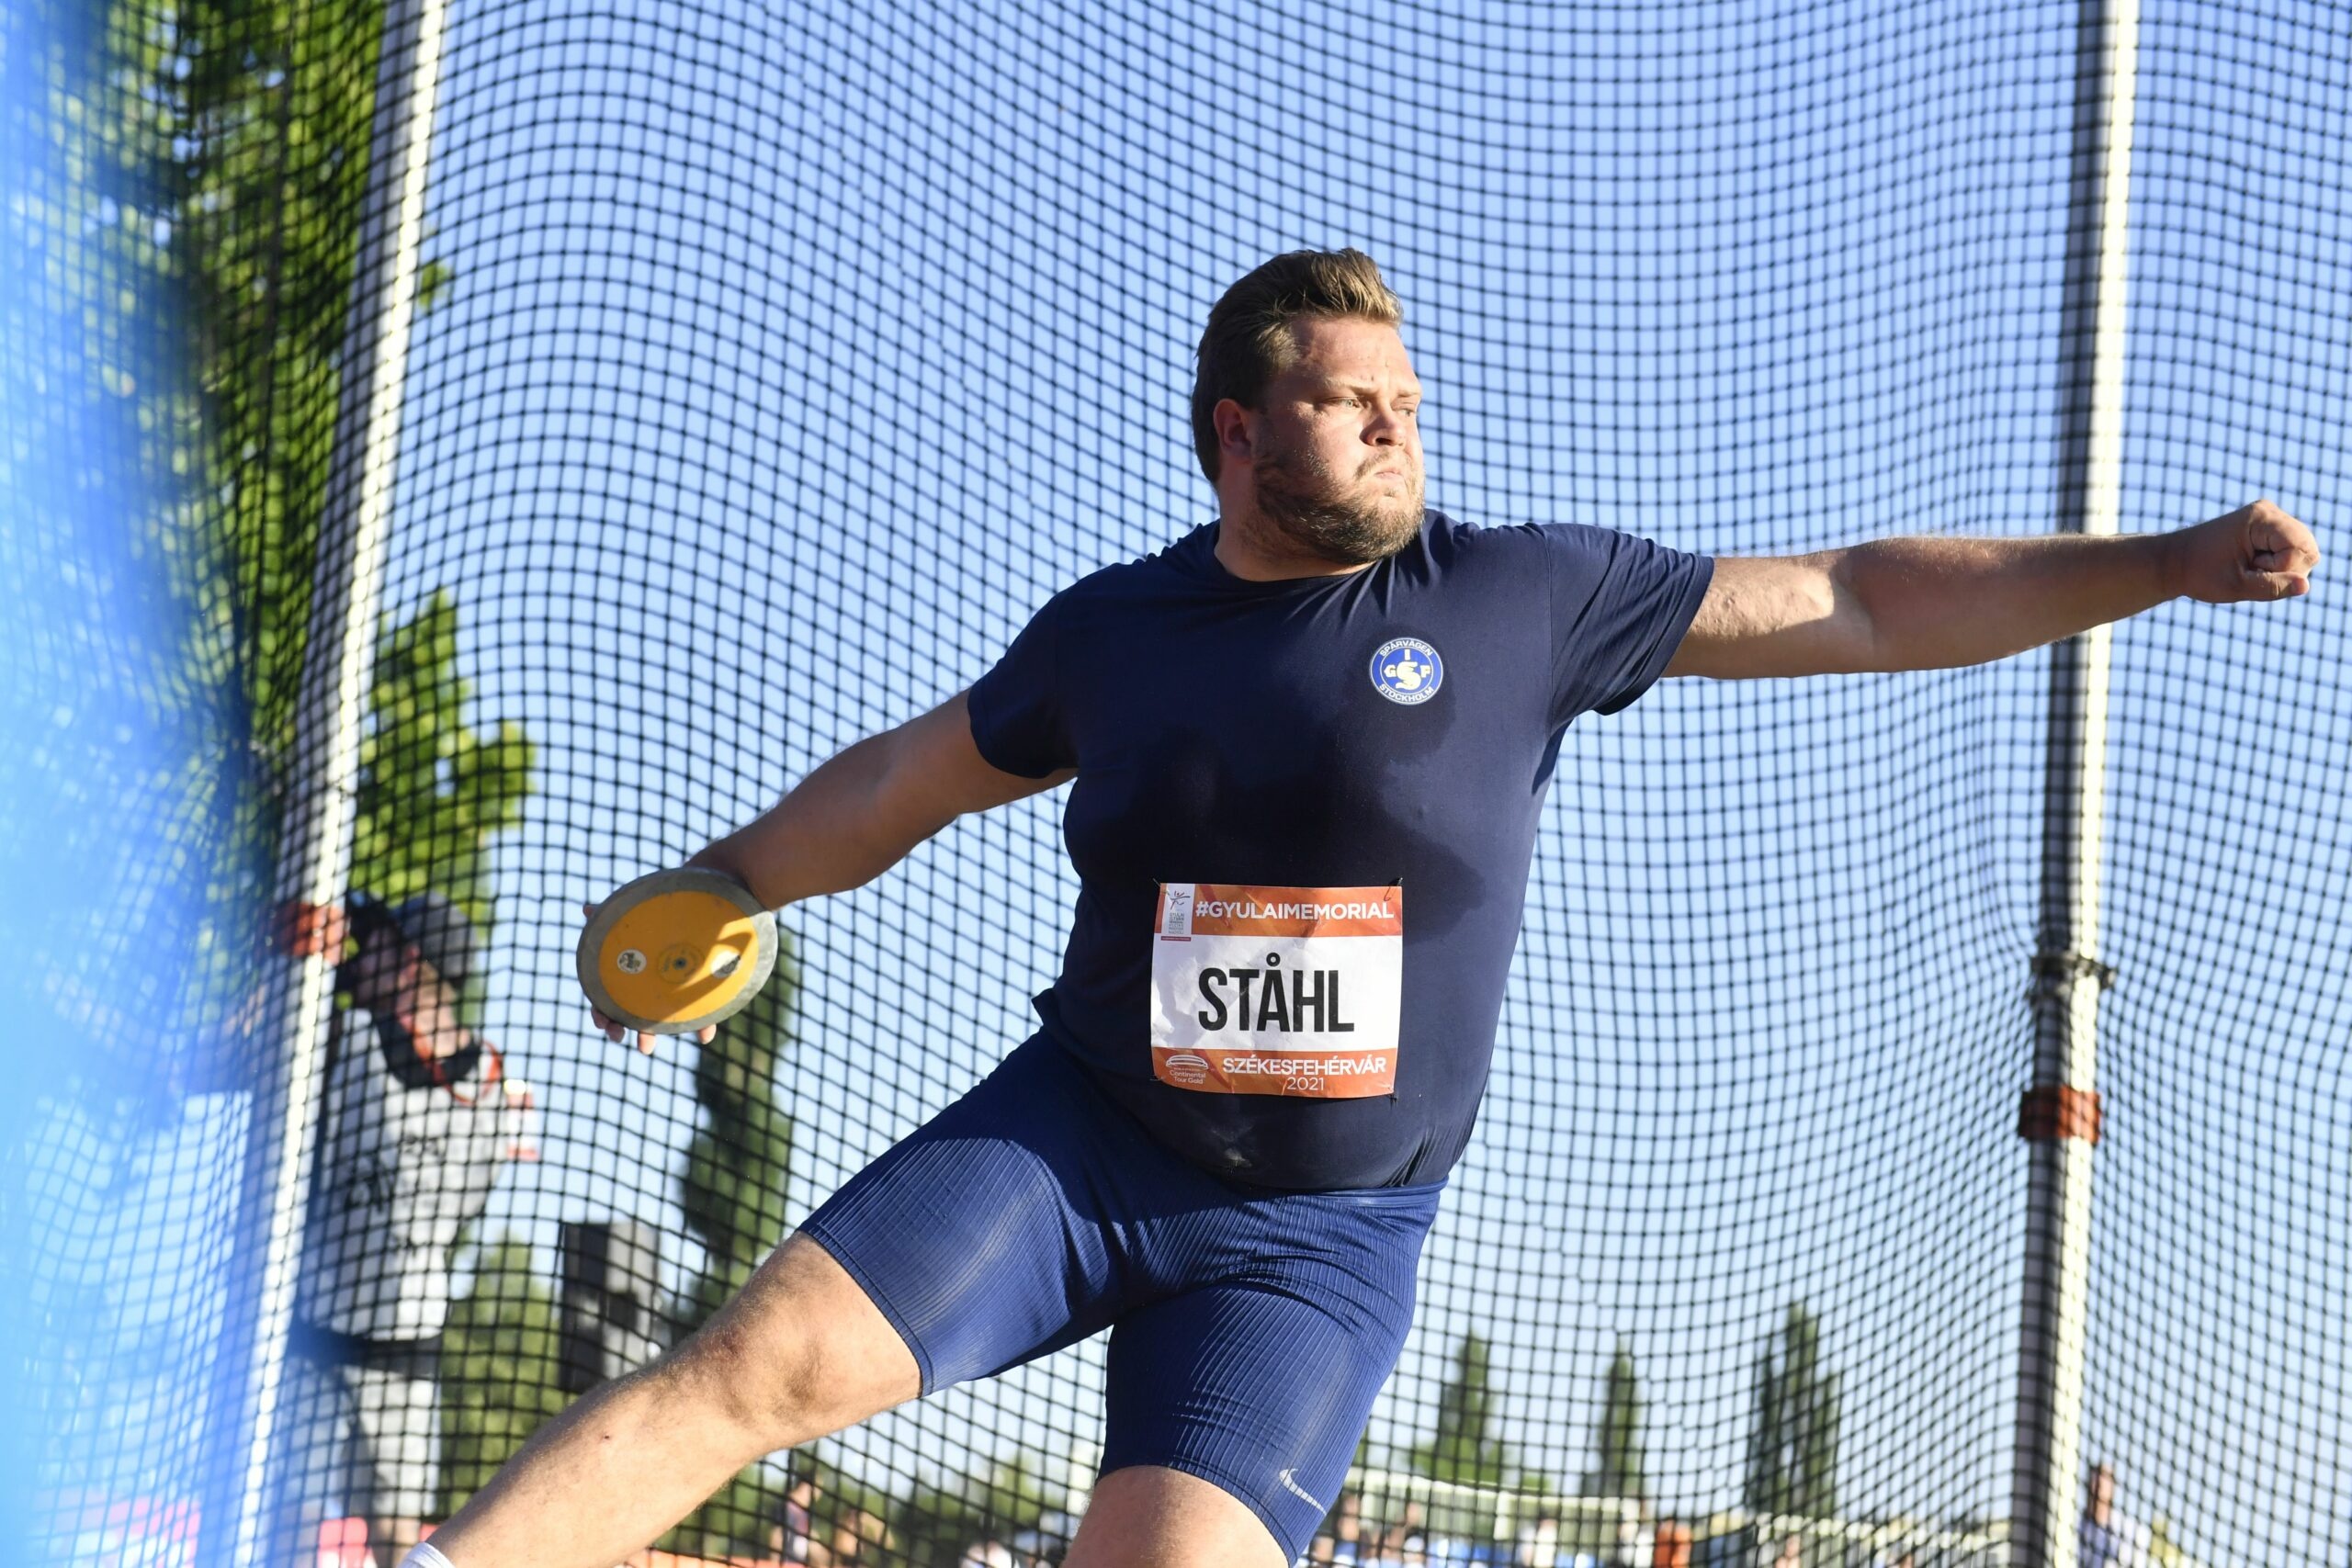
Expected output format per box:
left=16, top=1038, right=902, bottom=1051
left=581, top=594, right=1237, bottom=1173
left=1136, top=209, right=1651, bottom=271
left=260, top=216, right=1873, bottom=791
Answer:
left=5, top=0, right=2346, bottom=1564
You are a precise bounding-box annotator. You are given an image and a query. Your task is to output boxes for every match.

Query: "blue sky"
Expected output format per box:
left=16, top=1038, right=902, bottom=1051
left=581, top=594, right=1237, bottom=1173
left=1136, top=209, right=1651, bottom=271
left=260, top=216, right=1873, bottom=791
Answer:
left=16, top=0, right=2351, bottom=1561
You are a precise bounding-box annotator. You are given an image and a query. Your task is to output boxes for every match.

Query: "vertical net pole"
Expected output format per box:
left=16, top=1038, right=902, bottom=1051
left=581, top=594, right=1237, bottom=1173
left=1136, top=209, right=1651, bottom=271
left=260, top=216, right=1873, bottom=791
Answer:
left=198, top=0, right=450, bottom=1558
left=2015, top=1, right=2139, bottom=1564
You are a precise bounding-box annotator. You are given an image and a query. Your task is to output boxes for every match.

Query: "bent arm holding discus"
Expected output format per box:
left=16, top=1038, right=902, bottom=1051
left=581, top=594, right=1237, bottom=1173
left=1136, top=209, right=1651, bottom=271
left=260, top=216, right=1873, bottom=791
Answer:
left=692, top=692, right=1076, bottom=908
left=584, top=692, right=1074, bottom=1054
left=428, top=697, right=1071, bottom=1568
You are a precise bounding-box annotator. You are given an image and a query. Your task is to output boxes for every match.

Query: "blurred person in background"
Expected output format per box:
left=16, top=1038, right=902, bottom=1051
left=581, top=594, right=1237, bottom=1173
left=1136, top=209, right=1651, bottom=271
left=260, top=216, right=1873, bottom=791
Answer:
left=2079, top=1462, right=2152, bottom=1568
left=768, top=1459, right=820, bottom=1564
left=268, top=892, right=530, bottom=1565
left=1327, top=1490, right=1365, bottom=1566
left=1514, top=1507, right=1560, bottom=1567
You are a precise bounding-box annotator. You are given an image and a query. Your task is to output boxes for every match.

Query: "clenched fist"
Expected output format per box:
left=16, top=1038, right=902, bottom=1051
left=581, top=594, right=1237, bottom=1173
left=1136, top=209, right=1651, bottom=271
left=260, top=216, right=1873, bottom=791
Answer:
left=2171, top=499, right=2322, bottom=604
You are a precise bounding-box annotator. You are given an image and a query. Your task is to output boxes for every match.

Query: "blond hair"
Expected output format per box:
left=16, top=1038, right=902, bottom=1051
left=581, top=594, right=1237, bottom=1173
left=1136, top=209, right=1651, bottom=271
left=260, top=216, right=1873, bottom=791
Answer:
left=1191, top=248, right=1404, bottom=481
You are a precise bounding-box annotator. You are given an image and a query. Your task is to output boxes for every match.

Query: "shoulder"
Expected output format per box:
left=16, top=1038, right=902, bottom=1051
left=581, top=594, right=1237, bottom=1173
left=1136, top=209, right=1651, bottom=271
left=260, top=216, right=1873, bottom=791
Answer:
left=1449, top=514, right=1715, bottom=591
left=1103, top=522, right=1219, bottom=590
left=1408, top=512, right=1606, bottom=592
left=1432, top=513, right=1620, bottom=563
left=1030, top=525, right=1216, bottom=621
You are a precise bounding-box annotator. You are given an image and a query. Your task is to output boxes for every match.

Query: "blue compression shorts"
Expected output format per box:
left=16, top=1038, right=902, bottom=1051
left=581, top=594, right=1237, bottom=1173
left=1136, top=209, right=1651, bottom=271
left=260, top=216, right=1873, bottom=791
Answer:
left=800, top=1032, right=1443, bottom=1561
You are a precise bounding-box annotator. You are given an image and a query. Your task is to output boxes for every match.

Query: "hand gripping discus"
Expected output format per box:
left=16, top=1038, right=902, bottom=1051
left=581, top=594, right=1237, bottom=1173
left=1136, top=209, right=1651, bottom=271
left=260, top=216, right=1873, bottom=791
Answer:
left=575, top=867, right=779, bottom=1036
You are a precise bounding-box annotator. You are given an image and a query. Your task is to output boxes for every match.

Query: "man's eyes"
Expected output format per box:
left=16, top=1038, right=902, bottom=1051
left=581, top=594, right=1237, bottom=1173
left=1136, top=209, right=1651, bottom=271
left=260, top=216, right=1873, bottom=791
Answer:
left=1318, top=398, right=1420, bottom=414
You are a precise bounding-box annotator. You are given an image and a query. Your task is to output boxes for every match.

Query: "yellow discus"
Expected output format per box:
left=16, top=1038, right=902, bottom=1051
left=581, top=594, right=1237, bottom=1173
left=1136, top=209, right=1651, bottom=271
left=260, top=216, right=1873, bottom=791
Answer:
left=576, top=867, right=778, bottom=1035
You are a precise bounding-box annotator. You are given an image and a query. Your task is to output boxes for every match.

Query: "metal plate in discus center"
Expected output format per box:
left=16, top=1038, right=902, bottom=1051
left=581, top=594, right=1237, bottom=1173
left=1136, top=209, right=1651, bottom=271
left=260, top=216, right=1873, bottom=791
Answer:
left=577, top=867, right=778, bottom=1035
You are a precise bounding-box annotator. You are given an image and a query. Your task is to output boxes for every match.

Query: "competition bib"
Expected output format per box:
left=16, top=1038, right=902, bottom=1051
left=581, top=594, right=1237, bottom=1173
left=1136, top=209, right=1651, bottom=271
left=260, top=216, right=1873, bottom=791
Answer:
left=1148, top=882, right=1402, bottom=1098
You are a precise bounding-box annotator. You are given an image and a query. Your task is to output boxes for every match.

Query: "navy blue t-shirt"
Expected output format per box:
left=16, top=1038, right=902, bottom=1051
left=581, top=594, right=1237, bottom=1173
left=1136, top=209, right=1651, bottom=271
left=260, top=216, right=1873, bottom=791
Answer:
left=967, top=510, right=1713, bottom=1190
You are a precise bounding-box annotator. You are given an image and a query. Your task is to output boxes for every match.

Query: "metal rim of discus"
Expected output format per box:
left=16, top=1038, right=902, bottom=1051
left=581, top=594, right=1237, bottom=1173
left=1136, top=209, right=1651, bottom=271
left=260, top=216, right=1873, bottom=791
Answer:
left=575, top=866, right=779, bottom=1036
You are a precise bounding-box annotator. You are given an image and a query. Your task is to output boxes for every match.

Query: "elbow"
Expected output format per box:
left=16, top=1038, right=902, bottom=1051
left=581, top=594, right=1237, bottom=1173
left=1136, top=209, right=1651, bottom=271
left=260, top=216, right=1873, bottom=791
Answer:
left=1824, top=550, right=1890, bottom=673
left=866, top=720, right=967, bottom=849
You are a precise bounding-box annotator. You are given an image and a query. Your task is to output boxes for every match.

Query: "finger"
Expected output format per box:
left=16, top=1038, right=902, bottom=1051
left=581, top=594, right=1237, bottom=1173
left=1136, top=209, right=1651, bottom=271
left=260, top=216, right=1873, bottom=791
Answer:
left=2249, top=571, right=2308, bottom=599
left=638, top=1032, right=658, bottom=1055
left=2261, top=514, right=2321, bottom=561
left=697, top=1025, right=716, bottom=1043
left=2280, top=536, right=2322, bottom=573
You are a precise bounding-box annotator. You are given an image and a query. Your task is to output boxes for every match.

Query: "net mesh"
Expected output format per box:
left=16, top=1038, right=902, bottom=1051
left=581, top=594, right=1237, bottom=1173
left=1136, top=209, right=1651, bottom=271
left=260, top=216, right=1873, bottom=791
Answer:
left=6, top=0, right=2347, bottom=1564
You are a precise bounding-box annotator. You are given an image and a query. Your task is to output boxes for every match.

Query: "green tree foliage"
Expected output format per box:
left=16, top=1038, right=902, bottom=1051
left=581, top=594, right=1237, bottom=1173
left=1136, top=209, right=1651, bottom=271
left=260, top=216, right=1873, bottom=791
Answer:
left=1407, top=1333, right=1514, bottom=1489
left=346, top=588, right=536, bottom=936
left=1744, top=1303, right=1842, bottom=1524
left=75, top=0, right=462, bottom=1021
left=6, top=0, right=468, bottom=1077
left=658, top=1446, right=906, bottom=1562
left=58, top=0, right=478, bottom=1012
left=894, top=1454, right=1056, bottom=1568
left=677, top=946, right=801, bottom=1329
left=661, top=1466, right=786, bottom=1563
left=1583, top=1337, right=1647, bottom=1501
left=10, top=3, right=213, bottom=797
left=437, top=1234, right=571, bottom=1515
left=96, top=0, right=399, bottom=764
left=70, top=0, right=543, bottom=1534
left=658, top=949, right=803, bottom=1555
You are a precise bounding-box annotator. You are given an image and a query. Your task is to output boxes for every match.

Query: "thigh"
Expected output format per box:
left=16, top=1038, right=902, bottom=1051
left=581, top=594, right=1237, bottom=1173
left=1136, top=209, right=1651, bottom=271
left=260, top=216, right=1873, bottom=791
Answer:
left=797, top=1035, right=1130, bottom=1393
left=1097, top=1217, right=1430, bottom=1566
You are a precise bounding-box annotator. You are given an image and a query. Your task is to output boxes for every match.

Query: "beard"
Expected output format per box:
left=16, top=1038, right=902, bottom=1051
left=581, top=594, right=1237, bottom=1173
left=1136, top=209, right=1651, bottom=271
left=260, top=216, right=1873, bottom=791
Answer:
left=1252, top=435, right=1426, bottom=566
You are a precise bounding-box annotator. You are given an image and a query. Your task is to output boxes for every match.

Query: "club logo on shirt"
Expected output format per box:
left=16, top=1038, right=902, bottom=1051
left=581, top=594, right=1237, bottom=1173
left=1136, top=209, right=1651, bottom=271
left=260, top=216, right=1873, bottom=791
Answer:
left=1369, top=637, right=1444, bottom=705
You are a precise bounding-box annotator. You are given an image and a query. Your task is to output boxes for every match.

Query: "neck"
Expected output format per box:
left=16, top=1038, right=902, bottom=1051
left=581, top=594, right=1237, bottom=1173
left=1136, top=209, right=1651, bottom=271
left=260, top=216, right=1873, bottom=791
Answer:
left=1210, top=501, right=1377, bottom=582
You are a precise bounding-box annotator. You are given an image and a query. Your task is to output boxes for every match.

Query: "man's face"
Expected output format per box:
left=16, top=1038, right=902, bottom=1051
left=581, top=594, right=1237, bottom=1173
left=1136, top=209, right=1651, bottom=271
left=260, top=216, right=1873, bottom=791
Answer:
left=346, top=931, right=446, bottom=1020
left=1235, top=315, right=1426, bottom=565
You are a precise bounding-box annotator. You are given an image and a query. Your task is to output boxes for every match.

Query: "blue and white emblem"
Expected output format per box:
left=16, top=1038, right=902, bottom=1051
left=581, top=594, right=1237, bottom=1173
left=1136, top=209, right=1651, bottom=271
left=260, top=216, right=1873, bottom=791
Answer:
left=1369, top=637, right=1444, bottom=705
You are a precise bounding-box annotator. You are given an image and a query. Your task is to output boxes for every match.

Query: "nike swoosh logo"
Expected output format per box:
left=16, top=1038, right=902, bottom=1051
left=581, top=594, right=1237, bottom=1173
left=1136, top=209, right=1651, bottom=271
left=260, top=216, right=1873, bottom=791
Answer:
left=1276, top=1468, right=1324, bottom=1511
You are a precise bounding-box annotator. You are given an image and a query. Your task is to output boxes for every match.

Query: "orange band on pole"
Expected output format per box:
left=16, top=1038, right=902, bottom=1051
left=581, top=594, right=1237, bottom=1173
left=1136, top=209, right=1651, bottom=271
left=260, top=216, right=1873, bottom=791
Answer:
left=2018, top=1085, right=2102, bottom=1144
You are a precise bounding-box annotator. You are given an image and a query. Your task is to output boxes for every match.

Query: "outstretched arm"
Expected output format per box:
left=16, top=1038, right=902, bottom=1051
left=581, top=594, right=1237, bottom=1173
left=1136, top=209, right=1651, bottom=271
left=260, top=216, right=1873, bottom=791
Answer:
left=688, top=690, right=1072, bottom=908
left=1664, top=499, right=2321, bottom=680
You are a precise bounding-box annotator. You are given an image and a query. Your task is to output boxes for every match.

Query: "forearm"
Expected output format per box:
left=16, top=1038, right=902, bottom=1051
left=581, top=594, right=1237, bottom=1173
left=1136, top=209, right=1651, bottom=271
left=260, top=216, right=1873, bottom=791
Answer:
left=688, top=728, right=948, bottom=909
left=422, top=1355, right=761, bottom=1568
left=1838, top=530, right=2181, bottom=671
